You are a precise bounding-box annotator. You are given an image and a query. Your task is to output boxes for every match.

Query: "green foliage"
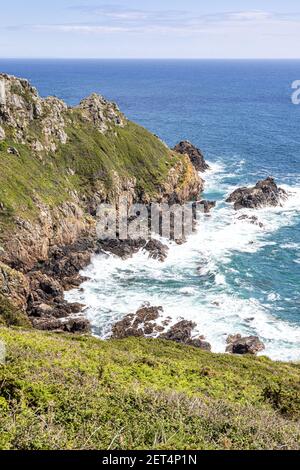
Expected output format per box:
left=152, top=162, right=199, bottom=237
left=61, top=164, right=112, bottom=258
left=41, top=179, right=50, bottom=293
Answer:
left=0, top=296, right=30, bottom=327
left=0, top=110, right=179, bottom=241
left=0, top=328, right=299, bottom=450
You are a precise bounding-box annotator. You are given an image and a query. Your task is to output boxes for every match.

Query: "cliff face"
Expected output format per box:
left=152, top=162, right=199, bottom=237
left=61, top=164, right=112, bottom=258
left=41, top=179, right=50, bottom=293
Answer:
left=0, top=74, right=203, bottom=271
left=0, top=74, right=203, bottom=317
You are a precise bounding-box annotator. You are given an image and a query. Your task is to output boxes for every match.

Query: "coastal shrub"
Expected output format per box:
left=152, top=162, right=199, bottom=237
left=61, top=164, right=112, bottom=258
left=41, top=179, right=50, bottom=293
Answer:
left=0, top=328, right=300, bottom=450
left=263, top=382, right=300, bottom=419
left=0, top=295, right=30, bottom=327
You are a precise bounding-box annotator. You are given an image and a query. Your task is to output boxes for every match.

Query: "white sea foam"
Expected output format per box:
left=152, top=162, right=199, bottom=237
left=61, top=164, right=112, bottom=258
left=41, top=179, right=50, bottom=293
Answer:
left=66, top=161, right=300, bottom=362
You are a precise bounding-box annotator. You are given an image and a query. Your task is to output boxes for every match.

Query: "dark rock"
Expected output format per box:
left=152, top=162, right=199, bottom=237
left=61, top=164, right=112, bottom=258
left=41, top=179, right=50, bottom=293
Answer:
left=226, top=177, right=287, bottom=210
left=144, top=239, right=169, bottom=262
left=31, top=315, right=90, bottom=333
left=226, top=334, right=265, bottom=355
left=7, top=146, right=19, bottom=156
left=237, top=214, right=264, bottom=228
left=160, top=320, right=196, bottom=343
left=173, top=141, right=210, bottom=172
left=160, top=320, right=212, bottom=351
left=197, top=200, right=216, bottom=214
left=98, top=238, right=145, bottom=259
left=111, top=306, right=163, bottom=339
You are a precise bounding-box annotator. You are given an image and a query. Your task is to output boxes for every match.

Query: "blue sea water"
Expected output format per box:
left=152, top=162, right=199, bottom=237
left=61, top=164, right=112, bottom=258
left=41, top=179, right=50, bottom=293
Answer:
left=1, top=59, right=299, bottom=360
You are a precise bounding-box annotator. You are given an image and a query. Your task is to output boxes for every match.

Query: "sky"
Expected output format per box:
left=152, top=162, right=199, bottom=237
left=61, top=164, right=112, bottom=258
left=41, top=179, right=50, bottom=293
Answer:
left=1, top=0, right=300, bottom=58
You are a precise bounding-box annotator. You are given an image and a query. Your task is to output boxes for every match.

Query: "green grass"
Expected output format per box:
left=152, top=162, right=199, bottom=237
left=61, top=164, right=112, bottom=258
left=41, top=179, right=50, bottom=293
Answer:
left=0, top=327, right=299, bottom=450
left=0, top=111, right=180, bottom=240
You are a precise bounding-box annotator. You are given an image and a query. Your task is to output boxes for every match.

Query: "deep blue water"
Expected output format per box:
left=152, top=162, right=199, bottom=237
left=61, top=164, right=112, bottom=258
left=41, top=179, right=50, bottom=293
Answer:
left=1, top=59, right=299, bottom=359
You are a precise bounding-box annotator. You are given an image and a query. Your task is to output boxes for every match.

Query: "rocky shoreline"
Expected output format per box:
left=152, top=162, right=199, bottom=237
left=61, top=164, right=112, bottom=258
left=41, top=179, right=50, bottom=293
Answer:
left=0, top=74, right=289, bottom=356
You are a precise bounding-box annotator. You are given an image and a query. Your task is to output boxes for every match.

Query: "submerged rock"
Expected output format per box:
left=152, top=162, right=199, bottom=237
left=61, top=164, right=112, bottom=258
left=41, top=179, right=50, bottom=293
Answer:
left=237, top=214, right=264, bottom=228
left=173, top=141, right=210, bottom=172
left=226, top=334, right=265, bottom=355
left=226, top=177, right=287, bottom=210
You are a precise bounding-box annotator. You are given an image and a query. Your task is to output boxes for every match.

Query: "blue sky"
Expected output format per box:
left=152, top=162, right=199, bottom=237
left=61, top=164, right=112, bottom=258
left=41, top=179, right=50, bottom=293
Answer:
left=1, top=0, right=300, bottom=58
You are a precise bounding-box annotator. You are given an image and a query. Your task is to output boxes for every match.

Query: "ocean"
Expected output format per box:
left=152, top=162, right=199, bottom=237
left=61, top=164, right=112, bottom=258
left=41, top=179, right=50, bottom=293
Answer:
left=1, top=59, right=299, bottom=360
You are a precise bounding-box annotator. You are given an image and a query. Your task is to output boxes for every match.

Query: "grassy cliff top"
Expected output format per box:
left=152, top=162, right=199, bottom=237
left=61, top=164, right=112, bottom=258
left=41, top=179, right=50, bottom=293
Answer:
left=0, top=327, right=300, bottom=450
left=0, top=74, right=199, bottom=237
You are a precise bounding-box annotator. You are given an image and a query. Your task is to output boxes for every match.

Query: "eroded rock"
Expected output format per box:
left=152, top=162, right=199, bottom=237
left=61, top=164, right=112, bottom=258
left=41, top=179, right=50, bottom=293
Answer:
left=226, top=334, right=265, bottom=355
left=144, top=239, right=169, bottom=262
left=111, top=306, right=163, bottom=339
left=226, top=177, right=287, bottom=210
left=173, top=141, right=210, bottom=172
left=160, top=320, right=211, bottom=351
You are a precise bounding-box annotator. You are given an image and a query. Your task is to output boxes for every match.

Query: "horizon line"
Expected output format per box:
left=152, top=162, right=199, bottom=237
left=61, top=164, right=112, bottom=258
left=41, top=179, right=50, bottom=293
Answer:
left=1, top=57, right=300, bottom=61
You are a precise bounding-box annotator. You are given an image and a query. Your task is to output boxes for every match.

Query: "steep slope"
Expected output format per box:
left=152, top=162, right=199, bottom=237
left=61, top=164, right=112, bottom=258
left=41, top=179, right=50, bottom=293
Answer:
left=0, top=74, right=202, bottom=271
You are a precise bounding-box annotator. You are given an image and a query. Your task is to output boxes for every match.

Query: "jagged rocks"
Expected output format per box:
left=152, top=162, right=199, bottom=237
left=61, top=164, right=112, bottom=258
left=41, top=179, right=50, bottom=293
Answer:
left=197, top=200, right=216, bottom=214
left=173, top=141, right=210, bottom=172
left=77, top=93, right=126, bottom=133
left=98, top=238, right=169, bottom=262
left=0, top=262, right=29, bottom=311
left=0, top=73, right=68, bottom=151
left=226, top=177, right=287, bottom=210
left=160, top=320, right=211, bottom=351
left=111, top=306, right=211, bottom=351
left=226, top=334, right=265, bottom=355
left=111, top=306, right=164, bottom=339
left=98, top=238, right=146, bottom=260
left=31, top=315, right=90, bottom=333
left=144, top=239, right=169, bottom=262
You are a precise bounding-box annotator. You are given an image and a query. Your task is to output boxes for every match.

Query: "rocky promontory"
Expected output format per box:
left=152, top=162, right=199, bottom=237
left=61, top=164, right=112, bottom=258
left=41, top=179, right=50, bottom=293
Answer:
left=173, top=141, right=210, bottom=173
left=0, top=74, right=204, bottom=331
left=226, top=177, right=287, bottom=210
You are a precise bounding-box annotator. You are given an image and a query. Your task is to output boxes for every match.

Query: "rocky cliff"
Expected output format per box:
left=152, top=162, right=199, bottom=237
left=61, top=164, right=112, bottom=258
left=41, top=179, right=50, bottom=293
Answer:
left=0, top=74, right=204, bottom=325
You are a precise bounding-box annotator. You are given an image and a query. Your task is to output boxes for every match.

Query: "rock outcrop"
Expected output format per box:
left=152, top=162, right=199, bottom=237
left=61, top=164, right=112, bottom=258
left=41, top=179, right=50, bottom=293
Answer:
left=173, top=141, right=210, bottom=173
left=197, top=200, right=216, bottom=214
left=226, top=177, right=287, bottom=210
left=111, top=306, right=165, bottom=339
left=76, top=93, right=126, bottom=133
left=160, top=320, right=212, bottom=351
left=226, top=334, right=265, bottom=355
left=0, top=74, right=205, bottom=333
left=111, top=306, right=211, bottom=351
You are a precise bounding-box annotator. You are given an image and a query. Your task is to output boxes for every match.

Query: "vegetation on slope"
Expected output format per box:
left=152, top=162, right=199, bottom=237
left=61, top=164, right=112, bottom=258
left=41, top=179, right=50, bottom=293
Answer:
left=0, top=327, right=300, bottom=450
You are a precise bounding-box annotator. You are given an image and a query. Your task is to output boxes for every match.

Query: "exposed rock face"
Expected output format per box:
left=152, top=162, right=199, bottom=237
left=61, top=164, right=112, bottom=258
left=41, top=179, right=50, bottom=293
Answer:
left=160, top=320, right=212, bottom=351
left=1, top=199, right=94, bottom=272
left=226, top=177, right=287, bottom=210
left=111, top=306, right=211, bottom=351
left=226, top=334, right=265, bottom=355
left=173, top=141, right=210, bottom=172
left=197, top=200, right=216, bottom=214
left=159, top=157, right=204, bottom=203
left=77, top=93, right=126, bottom=133
left=0, top=262, right=29, bottom=311
left=111, top=306, right=164, bottom=339
left=144, top=239, right=169, bottom=262
left=0, top=74, right=205, bottom=333
left=0, top=74, right=68, bottom=152
left=98, top=238, right=169, bottom=262
left=31, top=315, right=90, bottom=333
